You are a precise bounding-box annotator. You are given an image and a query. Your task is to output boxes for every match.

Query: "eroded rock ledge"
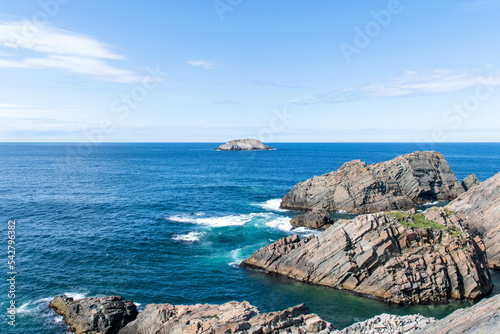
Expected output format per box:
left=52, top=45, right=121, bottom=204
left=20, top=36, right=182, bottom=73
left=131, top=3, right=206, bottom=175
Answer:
left=216, top=139, right=275, bottom=151
left=280, top=151, right=465, bottom=213
left=242, top=207, right=492, bottom=304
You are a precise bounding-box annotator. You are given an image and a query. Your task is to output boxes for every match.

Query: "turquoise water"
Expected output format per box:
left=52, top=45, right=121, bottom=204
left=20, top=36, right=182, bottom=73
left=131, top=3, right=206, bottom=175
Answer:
left=1, top=142, right=499, bottom=333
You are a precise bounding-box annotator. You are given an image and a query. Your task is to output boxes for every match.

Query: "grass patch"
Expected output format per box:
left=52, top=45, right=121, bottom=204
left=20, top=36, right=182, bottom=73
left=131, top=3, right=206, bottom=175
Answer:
left=444, top=208, right=456, bottom=216
left=386, top=212, right=445, bottom=231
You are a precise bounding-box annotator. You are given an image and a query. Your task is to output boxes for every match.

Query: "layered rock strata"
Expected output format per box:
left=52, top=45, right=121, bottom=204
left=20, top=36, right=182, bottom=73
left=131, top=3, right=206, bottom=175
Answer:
left=448, top=171, right=500, bottom=269
left=280, top=151, right=465, bottom=213
left=242, top=207, right=492, bottom=304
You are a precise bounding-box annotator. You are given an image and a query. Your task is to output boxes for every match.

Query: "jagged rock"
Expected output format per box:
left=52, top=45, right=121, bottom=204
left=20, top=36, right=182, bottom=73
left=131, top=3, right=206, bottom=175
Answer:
left=119, top=301, right=334, bottom=334
left=461, top=174, right=480, bottom=191
left=280, top=151, right=464, bottom=213
left=448, top=171, right=500, bottom=269
left=242, top=207, right=492, bottom=304
left=414, top=294, right=500, bottom=334
left=49, top=296, right=138, bottom=334
left=290, top=207, right=333, bottom=229
left=216, top=139, right=275, bottom=151
left=333, top=313, right=435, bottom=334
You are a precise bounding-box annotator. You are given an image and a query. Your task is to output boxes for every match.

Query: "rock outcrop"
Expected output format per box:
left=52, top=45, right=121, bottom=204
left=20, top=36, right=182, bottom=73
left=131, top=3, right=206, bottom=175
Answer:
left=280, top=151, right=464, bottom=213
left=242, top=207, right=492, bottom=304
left=333, top=313, right=435, bottom=334
left=216, top=139, right=275, bottom=151
left=448, top=171, right=500, bottom=269
left=120, top=301, right=333, bottom=334
left=414, top=293, right=500, bottom=334
left=461, top=174, right=480, bottom=191
left=49, top=296, right=138, bottom=334
left=290, top=207, right=333, bottom=229
left=50, top=296, right=334, bottom=334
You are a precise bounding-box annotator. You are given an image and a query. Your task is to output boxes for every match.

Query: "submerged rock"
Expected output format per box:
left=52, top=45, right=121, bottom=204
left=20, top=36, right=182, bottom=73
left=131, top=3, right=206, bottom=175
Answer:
left=448, top=171, right=500, bottom=269
left=216, top=139, right=275, bottom=151
left=280, top=151, right=464, bottom=213
left=461, top=174, right=480, bottom=191
left=290, top=207, right=333, bottom=229
left=242, top=207, right=492, bottom=304
left=49, top=296, right=138, bottom=334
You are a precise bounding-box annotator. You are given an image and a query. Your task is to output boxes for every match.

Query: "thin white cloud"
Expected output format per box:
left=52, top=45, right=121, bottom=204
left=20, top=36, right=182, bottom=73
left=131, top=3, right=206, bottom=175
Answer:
left=0, top=20, right=141, bottom=83
left=291, top=69, right=500, bottom=105
left=187, top=60, right=215, bottom=69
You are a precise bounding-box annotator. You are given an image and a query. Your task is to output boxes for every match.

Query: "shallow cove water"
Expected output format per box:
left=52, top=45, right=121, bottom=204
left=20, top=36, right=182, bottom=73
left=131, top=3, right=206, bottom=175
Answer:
left=1, top=142, right=499, bottom=333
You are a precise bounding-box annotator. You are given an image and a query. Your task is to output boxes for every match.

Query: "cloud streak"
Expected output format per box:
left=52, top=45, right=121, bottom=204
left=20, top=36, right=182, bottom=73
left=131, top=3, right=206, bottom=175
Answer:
left=0, top=20, right=141, bottom=83
left=187, top=60, right=215, bottom=69
left=291, top=69, right=500, bottom=105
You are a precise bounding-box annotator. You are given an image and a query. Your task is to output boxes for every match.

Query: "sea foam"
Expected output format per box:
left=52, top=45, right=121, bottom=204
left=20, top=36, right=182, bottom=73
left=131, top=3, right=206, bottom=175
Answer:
left=258, top=198, right=288, bottom=212
left=168, top=213, right=270, bottom=227
left=172, top=231, right=203, bottom=242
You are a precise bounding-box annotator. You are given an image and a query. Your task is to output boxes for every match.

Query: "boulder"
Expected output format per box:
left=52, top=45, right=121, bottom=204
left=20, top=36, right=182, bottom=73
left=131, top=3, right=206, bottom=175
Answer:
left=242, top=207, right=492, bottom=304
left=448, top=171, right=500, bottom=269
left=49, top=296, right=138, bottom=334
left=290, top=207, right=333, bottom=229
left=333, top=313, right=435, bottom=334
left=280, top=151, right=464, bottom=213
left=414, top=293, right=500, bottom=334
left=461, top=174, right=480, bottom=191
left=216, top=139, right=275, bottom=151
left=119, top=301, right=334, bottom=334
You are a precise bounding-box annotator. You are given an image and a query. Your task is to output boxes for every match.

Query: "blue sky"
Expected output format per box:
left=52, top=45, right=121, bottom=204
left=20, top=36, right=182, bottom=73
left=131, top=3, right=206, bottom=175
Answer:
left=1, top=0, right=499, bottom=142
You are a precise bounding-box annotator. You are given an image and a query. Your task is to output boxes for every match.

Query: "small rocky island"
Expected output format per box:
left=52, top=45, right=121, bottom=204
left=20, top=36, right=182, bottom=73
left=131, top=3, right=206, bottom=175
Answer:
left=215, top=139, right=275, bottom=151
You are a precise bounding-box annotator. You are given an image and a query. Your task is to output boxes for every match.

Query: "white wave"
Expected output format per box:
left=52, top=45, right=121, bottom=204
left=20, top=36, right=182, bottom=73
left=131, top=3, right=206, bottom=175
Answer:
left=265, top=216, right=294, bottom=232
left=169, top=213, right=270, bottom=227
left=423, top=201, right=442, bottom=206
left=337, top=210, right=348, bottom=214
left=258, top=198, right=287, bottom=212
left=228, top=248, right=244, bottom=267
left=172, top=232, right=202, bottom=242
left=64, top=292, right=87, bottom=300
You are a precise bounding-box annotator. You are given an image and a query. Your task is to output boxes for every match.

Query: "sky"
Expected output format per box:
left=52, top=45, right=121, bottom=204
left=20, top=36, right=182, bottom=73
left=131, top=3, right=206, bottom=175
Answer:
left=0, top=0, right=499, bottom=142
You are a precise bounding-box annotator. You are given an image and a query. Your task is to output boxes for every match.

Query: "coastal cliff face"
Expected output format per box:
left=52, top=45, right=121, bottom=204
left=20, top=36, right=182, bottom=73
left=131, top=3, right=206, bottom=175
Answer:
left=216, top=139, right=275, bottom=151
left=49, top=296, right=137, bottom=334
left=242, top=207, right=492, bottom=304
left=448, top=171, right=500, bottom=269
left=280, top=151, right=465, bottom=213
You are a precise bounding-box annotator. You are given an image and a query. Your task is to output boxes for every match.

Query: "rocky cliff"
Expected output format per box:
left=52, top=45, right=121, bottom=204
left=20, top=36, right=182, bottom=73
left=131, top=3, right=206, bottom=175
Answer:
left=242, top=207, right=492, bottom=304
left=280, top=151, right=465, bottom=213
left=216, top=139, right=275, bottom=151
left=49, top=296, right=138, bottom=334
left=448, top=171, right=500, bottom=269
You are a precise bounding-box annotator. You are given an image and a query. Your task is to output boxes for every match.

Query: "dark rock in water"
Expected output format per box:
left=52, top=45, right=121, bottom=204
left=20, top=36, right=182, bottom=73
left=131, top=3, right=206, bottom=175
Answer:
left=242, top=207, right=492, bottom=305
left=414, top=294, right=500, bottom=334
left=461, top=174, right=480, bottom=191
left=216, top=139, right=275, bottom=151
left=290, top=207, right=333, bottom=229
left=280, top=151, right=465, bottom=214
left=448, top=171, right=500, bottom=269
left=119, top=301, right=334, bottom=334
left=49, top=296, right=137, bottom=334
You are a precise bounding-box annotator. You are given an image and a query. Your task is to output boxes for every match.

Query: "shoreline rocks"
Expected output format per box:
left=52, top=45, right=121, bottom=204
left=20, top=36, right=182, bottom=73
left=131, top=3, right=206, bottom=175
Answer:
left=49, top=296, right=138, bottom=334
left=290, top=207, right=333, bottom=229
left=280, top=151, right=465, bottom=213
left=461, top=174, right=480, bottom=191
left=242, top=207, right=492, bottom=305
left=216, top=139, right=275, bottom=151
left=448, top=171, right=500, bottom=269
left=50, top=296, right=334, bottom=334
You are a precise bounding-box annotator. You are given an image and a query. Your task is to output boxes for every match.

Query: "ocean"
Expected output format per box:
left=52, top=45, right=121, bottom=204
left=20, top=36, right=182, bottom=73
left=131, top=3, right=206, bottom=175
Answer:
left=1, top=142, right=499, bottom=333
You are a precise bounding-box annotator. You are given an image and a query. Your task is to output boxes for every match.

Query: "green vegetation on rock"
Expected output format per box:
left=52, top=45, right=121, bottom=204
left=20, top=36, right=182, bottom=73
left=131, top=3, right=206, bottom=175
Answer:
left=386, top=212, right=445, bottom=231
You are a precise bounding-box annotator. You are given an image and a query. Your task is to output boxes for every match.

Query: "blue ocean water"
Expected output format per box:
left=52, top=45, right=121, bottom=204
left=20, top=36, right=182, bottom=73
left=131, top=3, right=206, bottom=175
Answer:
left=1, top=142, right=499, bottom=333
